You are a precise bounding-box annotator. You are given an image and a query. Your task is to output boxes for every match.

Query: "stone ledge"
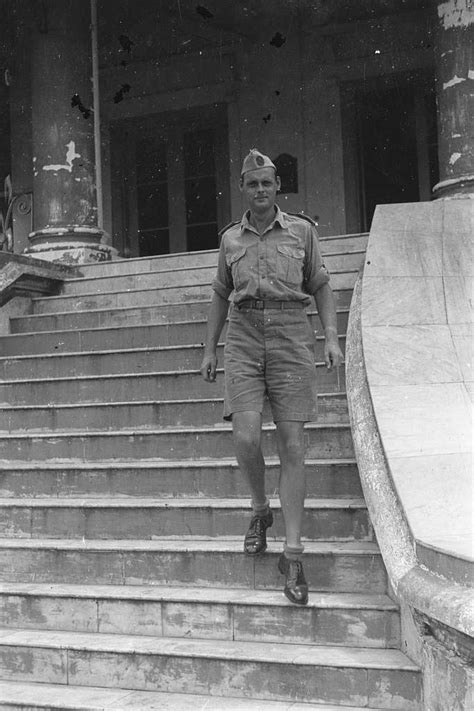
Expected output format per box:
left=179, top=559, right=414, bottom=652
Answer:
left=346, top=256, right=472, bottom=640
left=0, top=252, right=80, bottom=307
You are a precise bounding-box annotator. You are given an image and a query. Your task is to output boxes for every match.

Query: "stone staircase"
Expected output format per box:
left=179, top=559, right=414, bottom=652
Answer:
left=0, top=233, right=422, bottom=710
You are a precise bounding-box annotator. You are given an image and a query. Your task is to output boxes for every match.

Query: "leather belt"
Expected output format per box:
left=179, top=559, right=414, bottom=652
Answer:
left=236, top=300, right=305, bottom=310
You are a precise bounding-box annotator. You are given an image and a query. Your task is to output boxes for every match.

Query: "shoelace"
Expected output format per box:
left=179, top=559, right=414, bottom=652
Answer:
left=249, top=517, right=266, bottom=537
left=287, top=560, right=304, bottom=584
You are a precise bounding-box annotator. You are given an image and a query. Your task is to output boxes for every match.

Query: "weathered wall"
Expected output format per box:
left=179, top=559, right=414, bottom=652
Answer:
left=5, top=2, right=437, bottom=252
left=97, top=3, right=437, bottom=244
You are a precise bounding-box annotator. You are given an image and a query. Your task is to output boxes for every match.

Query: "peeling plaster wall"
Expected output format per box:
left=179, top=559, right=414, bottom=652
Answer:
left=438, top=0, right=474, bottom=29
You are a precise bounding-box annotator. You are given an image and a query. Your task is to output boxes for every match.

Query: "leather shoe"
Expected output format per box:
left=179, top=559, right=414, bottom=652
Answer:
left=244, top=509, right=273, bottom=555
left=278, top=553, right=309, bottom=605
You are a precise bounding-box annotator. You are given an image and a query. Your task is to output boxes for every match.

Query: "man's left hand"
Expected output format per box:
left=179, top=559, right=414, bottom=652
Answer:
left=324, top=340, right=344, bottom=371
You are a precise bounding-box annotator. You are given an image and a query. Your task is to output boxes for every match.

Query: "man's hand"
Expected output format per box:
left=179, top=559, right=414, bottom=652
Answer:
left=200, top=352, right=218, bottom=382
left=324, top=338, right=344, bottom=371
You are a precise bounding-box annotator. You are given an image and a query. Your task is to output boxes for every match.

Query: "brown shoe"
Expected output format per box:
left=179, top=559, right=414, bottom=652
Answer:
left=278, top=553, right=309, bottom=605
left=243, top=509, right=273, bottom=556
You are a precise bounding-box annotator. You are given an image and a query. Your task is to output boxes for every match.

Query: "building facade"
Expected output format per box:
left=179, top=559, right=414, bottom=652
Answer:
left=1, top=0, right=471, bottom=262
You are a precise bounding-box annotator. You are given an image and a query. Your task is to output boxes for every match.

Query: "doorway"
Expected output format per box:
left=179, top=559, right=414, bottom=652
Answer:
left=110, top=104, right=230, bottom=257
left=341, top=74, right=439, bottom=232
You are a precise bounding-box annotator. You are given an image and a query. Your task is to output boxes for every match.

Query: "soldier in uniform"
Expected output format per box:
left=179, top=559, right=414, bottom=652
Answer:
left=200, top=149, right=343, bottom=605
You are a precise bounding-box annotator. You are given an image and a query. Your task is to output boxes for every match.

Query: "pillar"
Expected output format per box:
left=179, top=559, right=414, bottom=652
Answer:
left=433, top=0, right=474, bottom=197
left=25, top=0, right=114, bottom=263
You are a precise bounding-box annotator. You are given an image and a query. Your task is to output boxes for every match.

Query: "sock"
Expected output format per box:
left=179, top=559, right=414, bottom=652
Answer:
left=252, top=498, right=270, bottom=516
left=283, top=543, right=304, bottom=560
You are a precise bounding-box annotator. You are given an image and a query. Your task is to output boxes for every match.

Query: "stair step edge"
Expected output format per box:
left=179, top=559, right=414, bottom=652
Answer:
left=0, top=335, right=346, bottom=362
left=0, top=457, right=357, bottom=469
left=0, top=538, right=380, bottom=553
left=0, top=496, right=367, bottom=509
left=0, top=680, right=387, bottom=711
left=0, top=392, right=348, bottom=411
left=0, top=582, right=397, bottom=609
left=0, top=627, right=418, bottom=670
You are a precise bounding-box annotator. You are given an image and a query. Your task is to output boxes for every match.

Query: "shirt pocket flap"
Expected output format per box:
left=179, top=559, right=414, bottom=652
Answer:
left=277, top=244, right=305, bottom=260
left=226, top=247, right=247, bottom=267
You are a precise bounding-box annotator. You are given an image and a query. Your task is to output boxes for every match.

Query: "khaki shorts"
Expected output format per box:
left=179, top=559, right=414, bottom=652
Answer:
left=223, top=305, right=318, bottom=422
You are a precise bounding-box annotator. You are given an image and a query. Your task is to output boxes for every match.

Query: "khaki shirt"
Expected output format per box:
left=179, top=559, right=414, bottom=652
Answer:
left=212, top=206, right=330, bottom=306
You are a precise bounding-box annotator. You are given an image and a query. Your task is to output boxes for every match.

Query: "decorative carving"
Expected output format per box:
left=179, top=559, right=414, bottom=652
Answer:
left=0, top=175, right=32, bottom=252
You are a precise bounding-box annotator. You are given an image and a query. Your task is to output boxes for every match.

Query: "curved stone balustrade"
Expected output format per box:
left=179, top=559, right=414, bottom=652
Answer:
left=346, top=197, right=473, bottom=708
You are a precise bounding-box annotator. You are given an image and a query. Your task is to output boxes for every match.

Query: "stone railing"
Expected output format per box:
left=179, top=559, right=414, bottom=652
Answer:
left=0, top=253, right=80, bottom=333
left=0, top=252, right=79, bottom=306
left=346, top=199, right=473, bottom=709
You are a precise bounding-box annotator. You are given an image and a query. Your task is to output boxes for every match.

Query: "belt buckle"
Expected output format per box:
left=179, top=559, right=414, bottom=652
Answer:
left=254, top=300, right=264, bottom=309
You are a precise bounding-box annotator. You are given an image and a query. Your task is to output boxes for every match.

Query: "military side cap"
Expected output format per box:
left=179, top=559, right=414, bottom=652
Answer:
left=241, top=148, right=276, bottom=175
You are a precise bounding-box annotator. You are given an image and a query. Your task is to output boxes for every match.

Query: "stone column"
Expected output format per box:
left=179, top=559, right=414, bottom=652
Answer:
left=25, top=0, right=114, bottom=263
left=433, top=0, right=474, bottom=198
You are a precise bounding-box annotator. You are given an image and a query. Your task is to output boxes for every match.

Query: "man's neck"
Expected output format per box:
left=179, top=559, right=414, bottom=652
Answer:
left=249, top=206, right=277, bottom=234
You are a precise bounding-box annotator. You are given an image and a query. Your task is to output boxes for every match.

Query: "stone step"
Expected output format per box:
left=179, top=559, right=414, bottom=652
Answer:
left=319, top=232, right=369, bottom=253
left=66, top=233, right=367, bottom=278
left=31, top=271, right=357, bottom=314
left=0, top=313, right=348, bottom=358
left=0, top=364, right=346, bottom=406
left=11, top=298, right=216, bottom=334
left=0, top=629, right=421, bottom=708
left=0, top=539, right=387, bottom=593
left=0, top=680, right=388, bottom=711
left=33, top=282, right=213, bottom=314
left=62, top=263, right=219, bottom=296
left=77, top=248, right=219, bottom=276
left=0, top=392, right=349, bottom=433
left=0, top=497, right=371, bottom=541
left=60, top=257, right=363, bottom=298
left=0, top=582, right=399, bottom=648
left=0, top=338, right=347, bottom=382
left=0, top=422, right=354, bottom=461
left=0, top=458, right=362, bottom=500
left=16, top=292, right=354, bottom=331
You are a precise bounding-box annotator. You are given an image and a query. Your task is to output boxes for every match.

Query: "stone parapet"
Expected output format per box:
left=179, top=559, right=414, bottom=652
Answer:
left=0, top=252, right=79, bottom=307
left=346, top=198, right=473, bottom=708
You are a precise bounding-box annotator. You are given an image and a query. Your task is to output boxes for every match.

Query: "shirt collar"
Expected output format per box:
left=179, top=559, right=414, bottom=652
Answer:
left=240, top=205, right=288, bottom=233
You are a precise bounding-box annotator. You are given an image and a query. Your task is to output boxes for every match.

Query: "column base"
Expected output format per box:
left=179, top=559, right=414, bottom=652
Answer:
left=25, top=227, right=119, bottom=265
left=432, top=175, right=474, bottom=199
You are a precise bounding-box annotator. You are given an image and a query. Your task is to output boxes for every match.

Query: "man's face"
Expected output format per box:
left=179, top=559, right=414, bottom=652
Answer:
left=240, top=167, right=281, bottom=214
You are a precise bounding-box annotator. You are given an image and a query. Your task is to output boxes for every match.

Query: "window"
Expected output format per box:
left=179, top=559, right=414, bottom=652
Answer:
left=184, top=129, right=219, bottom=251
left=111, top=105, right=230, bottom=257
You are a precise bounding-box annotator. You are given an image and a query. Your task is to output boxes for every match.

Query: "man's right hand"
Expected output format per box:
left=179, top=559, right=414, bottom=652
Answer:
left=200, top=352, right=218, bottom=382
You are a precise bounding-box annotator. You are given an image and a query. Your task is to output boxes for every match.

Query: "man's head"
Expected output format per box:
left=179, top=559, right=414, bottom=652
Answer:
left=239, top=149, right=280, bottom=214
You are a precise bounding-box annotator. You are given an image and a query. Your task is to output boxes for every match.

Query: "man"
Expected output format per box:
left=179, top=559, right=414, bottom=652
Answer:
left=200, top=149, right=343, bottom=605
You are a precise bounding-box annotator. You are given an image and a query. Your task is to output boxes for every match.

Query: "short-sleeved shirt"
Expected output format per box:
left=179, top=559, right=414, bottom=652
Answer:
left=212, top=206, right=330, bottom=306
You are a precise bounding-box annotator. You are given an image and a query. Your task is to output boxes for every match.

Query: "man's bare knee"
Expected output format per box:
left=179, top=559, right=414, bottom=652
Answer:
left=276, top=421, right=305, bottom=463
left=232, top=411, right=262, bottom=451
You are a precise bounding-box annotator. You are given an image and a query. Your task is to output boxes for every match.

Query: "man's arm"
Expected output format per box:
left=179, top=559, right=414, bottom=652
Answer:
left=314, top=283, right=344, bottom=371
left=200, top=291, right=230, bottom=382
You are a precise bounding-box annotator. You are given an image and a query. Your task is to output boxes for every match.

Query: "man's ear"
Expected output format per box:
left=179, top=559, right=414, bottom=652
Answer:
left=239, top=178, right=244, bottom=193
left=276, top=175, right=282, bottom=192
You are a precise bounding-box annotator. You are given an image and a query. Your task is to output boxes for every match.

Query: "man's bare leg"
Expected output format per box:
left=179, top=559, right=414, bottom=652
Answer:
left=232, top=410, right=267, bottom=508
left=275, top=420, right=308, bottom=604
left=276, top=420, right=306, bottom=551
left=232, top=411, right=272, bottom=555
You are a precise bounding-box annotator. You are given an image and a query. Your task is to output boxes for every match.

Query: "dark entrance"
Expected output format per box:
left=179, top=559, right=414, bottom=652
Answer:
left=110, top=104, right=230, bottom=258
left=341, top=74, right=439, bottom=232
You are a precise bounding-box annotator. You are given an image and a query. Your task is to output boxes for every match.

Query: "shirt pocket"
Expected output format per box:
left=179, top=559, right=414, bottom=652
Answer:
left=276, top=244, right=305, bottom=285
left=226, top=247, right=247, bottom=288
